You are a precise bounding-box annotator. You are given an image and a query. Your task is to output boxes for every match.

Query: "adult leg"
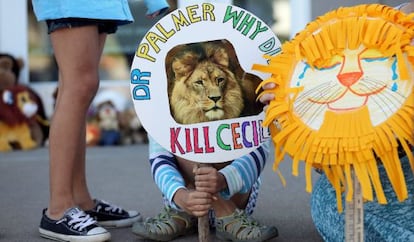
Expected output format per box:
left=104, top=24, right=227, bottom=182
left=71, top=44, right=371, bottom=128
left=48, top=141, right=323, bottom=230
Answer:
left=47, top=25, right=102, bottom=219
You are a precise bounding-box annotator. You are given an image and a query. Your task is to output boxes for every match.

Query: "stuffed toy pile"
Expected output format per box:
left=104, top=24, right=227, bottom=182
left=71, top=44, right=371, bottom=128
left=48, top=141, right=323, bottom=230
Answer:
left=86, top=90, right=148, bottom=146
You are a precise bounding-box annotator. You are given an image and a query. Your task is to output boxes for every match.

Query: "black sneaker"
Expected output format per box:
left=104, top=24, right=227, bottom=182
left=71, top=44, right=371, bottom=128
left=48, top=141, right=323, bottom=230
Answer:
left=85, top=199, right=142, bottom=228
left=39, top=207, right=110, bottom=242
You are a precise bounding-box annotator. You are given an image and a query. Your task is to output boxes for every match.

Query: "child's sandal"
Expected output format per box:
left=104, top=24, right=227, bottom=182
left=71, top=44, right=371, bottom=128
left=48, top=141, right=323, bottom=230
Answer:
left=215, top=209, right=278, bottom=242
left=131, top=206, right=196, bottom=241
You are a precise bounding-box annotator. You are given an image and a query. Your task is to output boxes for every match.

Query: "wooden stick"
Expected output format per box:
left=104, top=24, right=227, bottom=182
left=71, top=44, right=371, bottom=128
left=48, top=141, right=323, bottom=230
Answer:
left=198, top=214, right=210, bottom=242
left=345, top=173, right=364, bottom=242
left=195, top=163, right=211, bottom=242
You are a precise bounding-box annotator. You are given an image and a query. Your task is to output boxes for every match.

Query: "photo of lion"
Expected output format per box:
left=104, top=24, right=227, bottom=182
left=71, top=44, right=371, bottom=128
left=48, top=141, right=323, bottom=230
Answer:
left=165, top=39, right=264, bottom=125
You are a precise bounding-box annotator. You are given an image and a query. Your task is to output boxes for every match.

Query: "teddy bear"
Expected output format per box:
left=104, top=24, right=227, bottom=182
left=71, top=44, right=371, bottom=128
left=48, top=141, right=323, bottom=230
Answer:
left=118, top=107, right=148, bottom=145
left=0, top=53, right=49, bottom=150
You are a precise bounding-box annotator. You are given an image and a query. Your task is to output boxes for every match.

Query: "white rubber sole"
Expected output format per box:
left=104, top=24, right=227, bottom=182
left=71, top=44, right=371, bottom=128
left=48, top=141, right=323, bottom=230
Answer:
left=39, top=228, right=111, bottom=242
left=98, top=214, right=142, bottom=228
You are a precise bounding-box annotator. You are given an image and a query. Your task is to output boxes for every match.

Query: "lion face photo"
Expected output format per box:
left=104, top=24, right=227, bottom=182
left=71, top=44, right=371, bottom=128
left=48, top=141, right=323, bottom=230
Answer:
left=166, top=39, right=263, bottom=125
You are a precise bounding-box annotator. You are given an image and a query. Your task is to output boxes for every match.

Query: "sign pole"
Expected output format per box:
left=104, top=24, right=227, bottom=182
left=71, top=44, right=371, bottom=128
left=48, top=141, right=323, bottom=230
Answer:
left=198, top=213, right=210, bottom=242
left=345, top=172, right=364, bottom=242
left=195, top=163, right=211, bottom=242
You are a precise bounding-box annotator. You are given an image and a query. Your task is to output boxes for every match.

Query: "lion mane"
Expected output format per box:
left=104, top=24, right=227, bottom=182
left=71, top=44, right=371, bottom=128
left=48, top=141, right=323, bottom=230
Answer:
left=0, top=85, right=40, bottom=151
left=167, top=40, right=263, bottom=124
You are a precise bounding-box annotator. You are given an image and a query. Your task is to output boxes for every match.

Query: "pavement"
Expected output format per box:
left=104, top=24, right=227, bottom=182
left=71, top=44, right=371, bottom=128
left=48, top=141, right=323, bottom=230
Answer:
left=0, top=144, right=324, bottom=242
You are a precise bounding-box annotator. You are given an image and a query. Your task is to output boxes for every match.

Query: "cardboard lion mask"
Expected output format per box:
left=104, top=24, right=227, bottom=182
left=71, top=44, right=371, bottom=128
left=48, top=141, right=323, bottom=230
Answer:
left=254, top=4, right=414, bottom=211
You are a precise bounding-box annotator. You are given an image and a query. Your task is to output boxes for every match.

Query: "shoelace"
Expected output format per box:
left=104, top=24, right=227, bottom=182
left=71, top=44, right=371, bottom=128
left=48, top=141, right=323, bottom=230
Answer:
left=145, top=207, right=171, bottom=223
left=100, top=200, right=123, bottom=214
left=58, top=210, right=96, bottom=231
left=236, top=211, right=259, bottom=228
left=145, top=208, right=186, bottom=234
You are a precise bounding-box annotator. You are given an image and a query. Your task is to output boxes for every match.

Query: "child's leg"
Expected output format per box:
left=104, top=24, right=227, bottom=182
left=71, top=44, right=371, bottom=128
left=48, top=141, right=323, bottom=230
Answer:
left=72, top=33, right=107, bottom=211
left=47, top=25, right=101, bottom=219
left=71, top=119, right=93, bottom=209
left=210, top=195, right=246, bottom=217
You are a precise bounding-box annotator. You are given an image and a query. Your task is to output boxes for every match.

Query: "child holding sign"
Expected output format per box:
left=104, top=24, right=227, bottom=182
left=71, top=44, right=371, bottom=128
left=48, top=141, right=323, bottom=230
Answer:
left=132, top=137, right=279, bottom=242
left=130, top=3, right=282, bottom=241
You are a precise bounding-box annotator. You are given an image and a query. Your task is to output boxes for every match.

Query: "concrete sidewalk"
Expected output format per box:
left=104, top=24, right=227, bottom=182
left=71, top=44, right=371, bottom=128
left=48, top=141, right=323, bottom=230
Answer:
left=0, top=145, right=323, bottom=242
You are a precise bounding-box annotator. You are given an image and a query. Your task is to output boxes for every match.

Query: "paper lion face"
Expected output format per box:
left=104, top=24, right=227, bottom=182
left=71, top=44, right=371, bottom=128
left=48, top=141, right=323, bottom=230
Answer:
left=254, top=4, right=414, bottom=212
left=292, top=45, right=414, bottom=129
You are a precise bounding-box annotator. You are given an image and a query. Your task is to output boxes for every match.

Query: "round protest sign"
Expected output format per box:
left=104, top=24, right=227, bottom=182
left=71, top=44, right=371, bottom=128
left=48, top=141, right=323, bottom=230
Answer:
left=130, top=2, right=281, bottom=163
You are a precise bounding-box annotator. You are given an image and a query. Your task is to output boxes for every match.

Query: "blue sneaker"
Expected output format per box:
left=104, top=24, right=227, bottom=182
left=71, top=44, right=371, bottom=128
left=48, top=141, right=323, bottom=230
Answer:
left=85, top=199, right=142, bottom=228
left=39, top=207, right=110, bottom=242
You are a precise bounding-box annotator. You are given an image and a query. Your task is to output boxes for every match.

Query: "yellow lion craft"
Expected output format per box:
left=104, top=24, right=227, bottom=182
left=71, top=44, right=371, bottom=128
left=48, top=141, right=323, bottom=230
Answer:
left=253, top=4, right=414, bottom=212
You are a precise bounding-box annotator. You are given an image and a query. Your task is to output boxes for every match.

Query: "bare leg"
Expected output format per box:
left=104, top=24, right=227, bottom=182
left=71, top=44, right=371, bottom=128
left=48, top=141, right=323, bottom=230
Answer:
left=47, top=25, right=103, bottom=219
left=211, top=192, right=250, bottom=217
left=72, top=33, right=107, bottom=211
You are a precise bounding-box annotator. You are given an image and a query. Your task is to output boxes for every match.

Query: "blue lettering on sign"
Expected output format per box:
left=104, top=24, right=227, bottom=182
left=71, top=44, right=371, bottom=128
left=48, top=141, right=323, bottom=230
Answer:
left=131, top=69, right=151, bottom=100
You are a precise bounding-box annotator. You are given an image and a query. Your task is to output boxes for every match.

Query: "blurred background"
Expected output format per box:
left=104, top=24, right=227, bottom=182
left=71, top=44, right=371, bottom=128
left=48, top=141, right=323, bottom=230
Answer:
left=0, top=0, right=407, bottom=149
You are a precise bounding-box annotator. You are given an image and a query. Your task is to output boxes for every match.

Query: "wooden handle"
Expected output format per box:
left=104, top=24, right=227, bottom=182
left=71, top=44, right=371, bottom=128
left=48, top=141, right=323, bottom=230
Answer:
left=195, top=163, right=211, bottom=242
left=198, top=215, right=210, bottom=242
left=345, top=173, right=364, bottom=242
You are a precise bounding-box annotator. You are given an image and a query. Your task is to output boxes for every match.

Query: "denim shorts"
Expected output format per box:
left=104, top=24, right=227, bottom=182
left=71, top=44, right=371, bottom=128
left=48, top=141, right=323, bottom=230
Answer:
left=46, top=18, right=118, bottom=34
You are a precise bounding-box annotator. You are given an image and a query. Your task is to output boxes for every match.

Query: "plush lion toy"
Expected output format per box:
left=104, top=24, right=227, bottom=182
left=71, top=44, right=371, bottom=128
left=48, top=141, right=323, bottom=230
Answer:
left=0, top=53, right=49, bottom=151
left=0, top=85, right=48, bottom=151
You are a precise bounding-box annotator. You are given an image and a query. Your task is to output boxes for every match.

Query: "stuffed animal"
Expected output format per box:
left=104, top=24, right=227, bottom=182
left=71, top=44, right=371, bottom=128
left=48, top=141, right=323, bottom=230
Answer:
left=0, top=53, right=22, bottom=90
left=0, top=85, right=48, bottom=151
left=0, top=53, right=49, bottom=148
left=86, top=122, right=101, bottom=146
left=95, top=101, right=121, bottom=146
left=118, top=107, right=148, bottom=145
